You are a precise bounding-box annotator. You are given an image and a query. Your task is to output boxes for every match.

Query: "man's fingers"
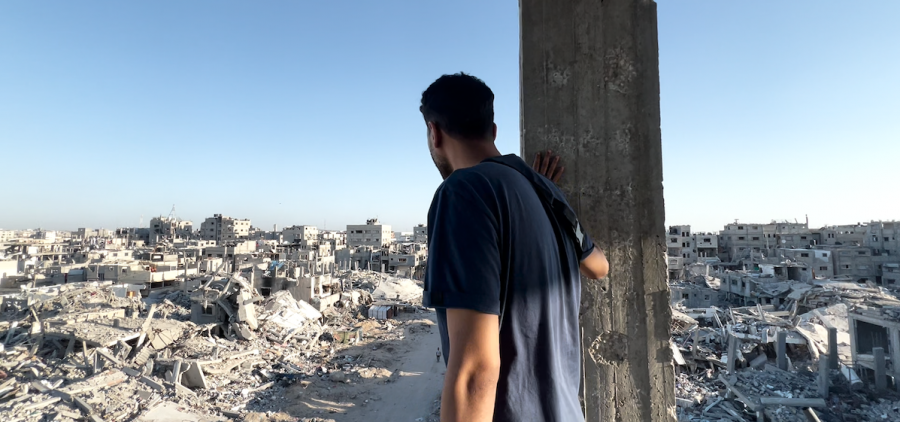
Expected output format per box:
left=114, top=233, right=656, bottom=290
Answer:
left=533, top=151, right=564, bottom=184
left=547, top=156, right=559, bottom=179
left=551, top=166, right=565, bottom=183
left=539, top=149, right=551, bottom=174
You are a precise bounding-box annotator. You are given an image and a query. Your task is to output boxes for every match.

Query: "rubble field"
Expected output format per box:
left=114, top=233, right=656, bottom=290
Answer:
left=0, top=270, right=442, bottom=422
left=16, top=260, right=900, bottom=421
left=674, top=277, right=900, bottom=421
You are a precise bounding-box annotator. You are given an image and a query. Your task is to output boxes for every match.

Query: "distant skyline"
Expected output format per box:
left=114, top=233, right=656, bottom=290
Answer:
left=2, top=214, right=896, bottom=236
left=1, top=1, right=897, bottom=233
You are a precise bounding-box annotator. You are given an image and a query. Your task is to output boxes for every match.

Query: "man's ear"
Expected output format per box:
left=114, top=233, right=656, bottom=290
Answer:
left=491, top=123, right=497, bottom=141
left=428, top=122, right=443, bottom=148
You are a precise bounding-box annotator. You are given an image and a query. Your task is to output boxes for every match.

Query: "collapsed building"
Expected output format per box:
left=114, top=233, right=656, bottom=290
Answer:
left=673, top=264, right=900, bottom=421
left=0, top=269, right=426, bottom=421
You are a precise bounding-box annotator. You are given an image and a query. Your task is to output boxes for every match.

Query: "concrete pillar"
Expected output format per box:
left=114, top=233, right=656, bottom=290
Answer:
left=520, top=0, right=673, bottom=420
left=848, top=318, right=858, bottom=367
left=92, top=351, right=102, bottom=374
left=890, top=328, right=900, bottom=379
left=727, top=335, right=737, bottom=373
left=172, top=360, right=183, bottom=385
left=818, top=355, right=829, bottom=397
left=828, top=327, right=839, bottom=369
left=874, top=347, right=887, bottom=392
left=776, top=331, right=788, bottom=370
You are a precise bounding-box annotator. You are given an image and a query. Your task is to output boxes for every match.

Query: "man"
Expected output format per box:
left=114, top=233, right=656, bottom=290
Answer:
left=436, top=347, right=442, bottom=363
left=420, top=73, right=609, bottom=422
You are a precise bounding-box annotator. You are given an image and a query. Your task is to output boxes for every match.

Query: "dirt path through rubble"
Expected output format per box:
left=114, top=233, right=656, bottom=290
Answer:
left=278, top=313, right=445, bottom=422
left=345, top=322, right=443, bottom=422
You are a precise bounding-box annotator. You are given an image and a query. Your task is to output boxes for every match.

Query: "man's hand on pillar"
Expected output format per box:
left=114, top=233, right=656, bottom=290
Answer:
left=532, top=150, right=564, bottom=184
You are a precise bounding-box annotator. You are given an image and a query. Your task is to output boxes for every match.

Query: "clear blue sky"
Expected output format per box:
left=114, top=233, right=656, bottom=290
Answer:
left=1, top=1, right=897, bottom=233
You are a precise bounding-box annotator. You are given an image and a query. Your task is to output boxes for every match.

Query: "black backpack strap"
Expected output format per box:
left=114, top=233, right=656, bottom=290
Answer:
left=484, top=155, right=587, bottom=332
left=484, top=156, right=587, bottom=256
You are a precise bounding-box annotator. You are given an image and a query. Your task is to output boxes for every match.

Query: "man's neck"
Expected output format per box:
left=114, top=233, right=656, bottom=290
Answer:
left=454, top=144, right=502, bottom=171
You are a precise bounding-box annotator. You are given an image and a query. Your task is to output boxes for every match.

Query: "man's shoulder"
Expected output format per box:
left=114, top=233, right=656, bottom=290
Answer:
left=472, top=157, right=570, bottom=205
left=438, top=162, right=511, bottom=196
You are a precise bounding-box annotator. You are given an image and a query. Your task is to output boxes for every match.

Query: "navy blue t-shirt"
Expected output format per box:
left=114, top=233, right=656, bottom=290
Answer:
left=423, top=154, right=594, bottom=422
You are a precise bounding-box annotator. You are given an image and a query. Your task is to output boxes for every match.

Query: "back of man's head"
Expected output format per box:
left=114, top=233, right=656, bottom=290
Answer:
left=420, top=73, right=495, bottom=142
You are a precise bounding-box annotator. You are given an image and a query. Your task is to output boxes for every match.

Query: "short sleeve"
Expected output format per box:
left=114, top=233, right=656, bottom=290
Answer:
left=423, top=178, right=501, bottom=316
left=579, top=230, right=596, bottom=262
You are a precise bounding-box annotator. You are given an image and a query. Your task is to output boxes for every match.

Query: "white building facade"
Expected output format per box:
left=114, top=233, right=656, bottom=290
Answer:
left=347, top=219, right=392, bottom=248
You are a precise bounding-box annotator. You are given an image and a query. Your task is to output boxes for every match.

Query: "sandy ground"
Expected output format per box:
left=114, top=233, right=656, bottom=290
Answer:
left=275, top=311, right=444, bottom=422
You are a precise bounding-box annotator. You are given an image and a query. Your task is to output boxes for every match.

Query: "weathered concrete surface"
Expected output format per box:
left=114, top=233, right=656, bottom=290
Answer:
left=520, top=0, right=675, bottom=420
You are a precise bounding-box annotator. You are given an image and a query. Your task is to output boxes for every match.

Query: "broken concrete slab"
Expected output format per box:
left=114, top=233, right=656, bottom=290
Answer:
left=29, top=380, right=50, bottom=394
left=73, top=396, right=94, bottom=414
left=139, top=375, right=165, bottom=392
left=148, top=327, right=181, bottom=350
left=180, top=362, right=208, bottom=389
left=20, top=396, right=60, bottom=411
left=44, top=320, right=141, bottom=348
left=231, top=322, right=255, bottom=341
left=95, top=347, right=121, bottom=366
left=122, top=367, right=141, bottom=377
left=216, top=299, right=235, bottom=319
left=173, top=381, right=196, bottom=397
left=56, top=369, right=128, bottom=397
left=57, top=410, right=82, bottom=419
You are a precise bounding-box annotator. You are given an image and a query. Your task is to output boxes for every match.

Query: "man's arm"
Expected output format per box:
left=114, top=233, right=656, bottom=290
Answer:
left=441, top=309, right=501, bottom=422
left=533, top=151, right=609, bottom=279
left=580, top=247, right=609, bottom=279
left=422, top=177, right=503, bottom=422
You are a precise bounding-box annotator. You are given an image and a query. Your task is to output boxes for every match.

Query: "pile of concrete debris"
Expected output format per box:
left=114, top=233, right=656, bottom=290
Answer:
left=0, top=271, right=425, bottom=421
left=672, top=280, right=900, bottom=422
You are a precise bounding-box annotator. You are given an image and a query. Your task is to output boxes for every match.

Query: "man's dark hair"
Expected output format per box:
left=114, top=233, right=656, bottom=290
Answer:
left=420, top=72, right=494, bottom=141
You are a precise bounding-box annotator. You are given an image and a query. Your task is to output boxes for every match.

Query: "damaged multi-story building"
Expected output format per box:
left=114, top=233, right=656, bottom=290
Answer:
left=347, top=218, right=392, bottom=248
left=148, top=216, right=193, bottom=244
left=718, top=221, right=815, bottom=263
left=283, top=225, right=318, bottom=245
left=666, top=225, right=721, bottom=280
left=413, top=223, right=427, bottom=243
left=778, top=248, right=834, bottom=279
left=670, top=274, right=724, bottom=309
left=200, top=214, right=251, bottom=243
left=668, top=220, right=900, bottom=288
